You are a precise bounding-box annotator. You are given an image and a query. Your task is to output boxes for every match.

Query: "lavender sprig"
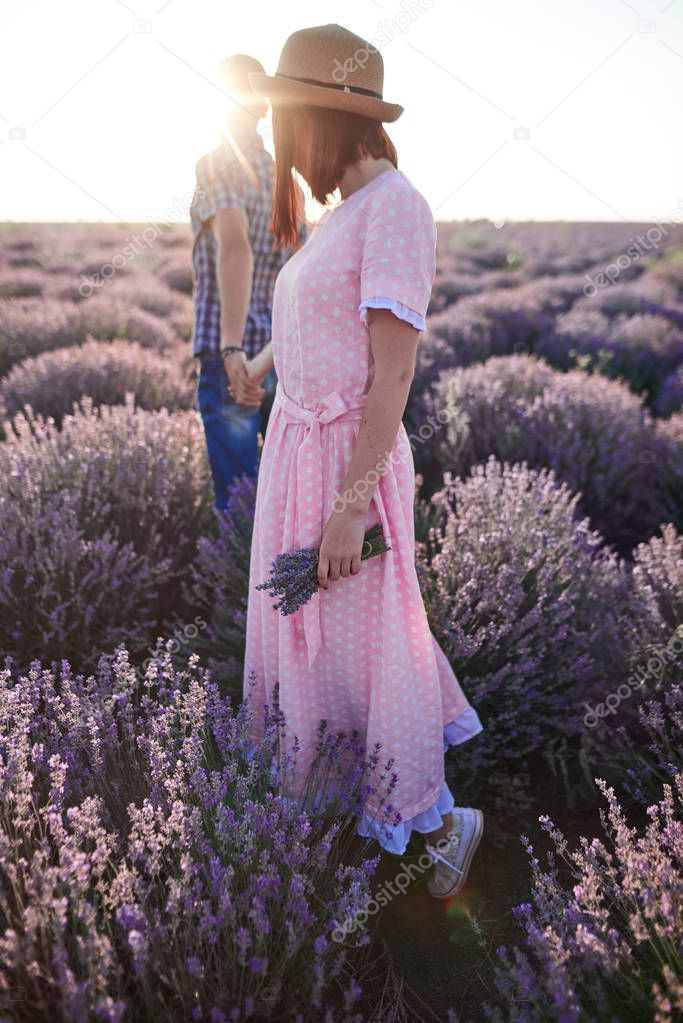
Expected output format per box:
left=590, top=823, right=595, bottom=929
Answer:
left=256, top=523, right=391, bottom=616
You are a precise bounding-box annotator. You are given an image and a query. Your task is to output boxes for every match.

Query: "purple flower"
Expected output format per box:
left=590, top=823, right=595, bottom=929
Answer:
left=484, top=771, right=683, bottom=1022
left=0, top=337, right=193, bottom=425
left=430, top=353, right=670, bottom=549
left=255, top=524, right=391, bottom=616
left=0, top=400, right=213, bottom=670
left=418, top=457, right=637, bottom=790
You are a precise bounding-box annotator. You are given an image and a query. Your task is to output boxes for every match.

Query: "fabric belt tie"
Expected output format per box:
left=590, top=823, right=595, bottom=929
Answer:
left=271, top=382, right=389, bottom=669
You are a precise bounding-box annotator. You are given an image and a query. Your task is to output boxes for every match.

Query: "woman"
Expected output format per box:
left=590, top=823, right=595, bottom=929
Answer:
left=238, top=23, right=484, bottom=898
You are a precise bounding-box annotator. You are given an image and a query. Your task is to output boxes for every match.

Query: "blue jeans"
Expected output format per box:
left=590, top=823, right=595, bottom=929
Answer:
left=196, top=352, right=277, bottom=510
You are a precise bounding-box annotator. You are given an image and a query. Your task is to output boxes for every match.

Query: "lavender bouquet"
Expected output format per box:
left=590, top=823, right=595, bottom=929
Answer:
left=256, top=522, right=391, bottom=615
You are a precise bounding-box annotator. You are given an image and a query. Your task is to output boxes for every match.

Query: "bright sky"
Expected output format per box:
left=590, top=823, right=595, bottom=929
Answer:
left=1, top=0, right=681, bottom=224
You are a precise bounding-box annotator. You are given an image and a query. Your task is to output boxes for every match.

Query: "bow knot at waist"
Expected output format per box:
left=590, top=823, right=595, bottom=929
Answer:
left=273, top=383, right=367, bottom=426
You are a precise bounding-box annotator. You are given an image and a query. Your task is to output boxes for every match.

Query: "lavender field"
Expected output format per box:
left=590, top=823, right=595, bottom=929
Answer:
left=0, top=218, right=682, bottom=1022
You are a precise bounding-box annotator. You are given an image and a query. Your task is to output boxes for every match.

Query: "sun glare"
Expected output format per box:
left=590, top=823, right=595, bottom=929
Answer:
left=0, top=0, right=681, bottom=222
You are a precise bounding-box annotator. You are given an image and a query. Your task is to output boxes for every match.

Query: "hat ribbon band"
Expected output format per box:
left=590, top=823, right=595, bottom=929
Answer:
left=273, top=72, right=384, bottom=100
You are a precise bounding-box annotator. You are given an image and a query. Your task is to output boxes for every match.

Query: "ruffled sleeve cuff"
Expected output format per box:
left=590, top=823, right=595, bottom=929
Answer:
left=359, top=296, right=427, bottom=332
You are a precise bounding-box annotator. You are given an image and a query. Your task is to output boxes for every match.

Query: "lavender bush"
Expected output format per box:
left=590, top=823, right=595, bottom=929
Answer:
left=434, top=221, right=678, bottom=284
left=106, top=273, right=189, bottom=319
left=410, top=277, right=584, bottom=453
left=422, top=274, right=583, bottom=374
left=0, top=298, right=83, bottom=374
left=0, top=338, right=193, bottom=425
left=77, top=296, right=181, bottom=351
left=0, top=648, right=395, bottom=1022
left=417, top=458, right=634, bottom=784
left=0, top=269, right=44, bottom=298
left=655, top=364, right=683, bottom=416
left=482, top=772, right=683, bottom=1023
left=429, top=268, right=518, bottom=313
left=0, top=401, right=213, bottom=670
left=580, top=272, right=683, bottom=326
left=603, top=313, right=683, bottom=399
left=581, top=635, right=682, bottom=813
left=0, top=296, right=179, bottom=376
left=534, top=305, right=611, bottom=369
left=580, top=526, right=682, bottom=807
left=100, top=274, right=195, bottom=341
left=182, top=474, right=258, bottom=687
left=431, top=354, right=669, bottom=548
left=631, top=523, right=683, bottom=642
left=0, top=237, right=43, bottom=270
left=650, top=250, right=683, bottom=297
left=658, top=412, right=683, bottom=531
left=537, top=309, right=683, bottom=407
left=161, top=261, right=194, bottom=295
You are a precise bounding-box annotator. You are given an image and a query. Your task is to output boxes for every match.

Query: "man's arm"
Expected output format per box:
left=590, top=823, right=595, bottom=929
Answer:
left=213, top=207, right=252, bottom=349
left=213, top=208, right=264, bottom=406
left=246, top=207, right=308, bottom=383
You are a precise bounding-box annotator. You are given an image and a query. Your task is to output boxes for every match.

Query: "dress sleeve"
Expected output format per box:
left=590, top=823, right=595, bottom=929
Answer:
left=192, top=151, right=245, bottom=227
left=359, top=185, right=437, bottom=333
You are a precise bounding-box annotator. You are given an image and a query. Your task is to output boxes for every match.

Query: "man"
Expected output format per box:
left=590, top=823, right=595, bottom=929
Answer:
left=190, top=54, right=307, bottom=509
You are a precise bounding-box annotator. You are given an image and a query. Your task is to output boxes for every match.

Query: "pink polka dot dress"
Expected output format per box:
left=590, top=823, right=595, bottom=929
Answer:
left=243, top=167, right=483, bottom=854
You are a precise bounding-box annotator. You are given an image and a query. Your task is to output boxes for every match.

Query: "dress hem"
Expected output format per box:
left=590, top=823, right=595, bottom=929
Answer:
left=241, top=702, right=484, bottom=858
left=355, top=705, right=484, bottom=856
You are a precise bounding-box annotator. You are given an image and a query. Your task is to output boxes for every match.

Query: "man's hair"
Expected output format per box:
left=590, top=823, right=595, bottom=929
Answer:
left=219, top=54, right=266, bottom=97
left=271, top=103, right=398, bottom=252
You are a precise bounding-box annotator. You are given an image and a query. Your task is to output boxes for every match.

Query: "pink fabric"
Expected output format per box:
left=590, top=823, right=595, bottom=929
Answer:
left=243, top=167, right=483, bottom=841
left=359, top=295, right=427, bottom=332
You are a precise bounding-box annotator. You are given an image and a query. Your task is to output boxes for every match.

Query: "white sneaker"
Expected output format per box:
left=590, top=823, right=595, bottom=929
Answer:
left=425, top=807, right=484, bottom=899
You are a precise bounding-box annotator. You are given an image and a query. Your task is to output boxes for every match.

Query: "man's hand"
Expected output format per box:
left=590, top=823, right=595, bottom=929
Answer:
left=225, top=352, right=265, bottom=408
left=317, top=506, right=367, bottom=589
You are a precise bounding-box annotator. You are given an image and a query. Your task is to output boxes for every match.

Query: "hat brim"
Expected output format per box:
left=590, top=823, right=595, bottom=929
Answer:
left=248, top=72, right=403, bottom=123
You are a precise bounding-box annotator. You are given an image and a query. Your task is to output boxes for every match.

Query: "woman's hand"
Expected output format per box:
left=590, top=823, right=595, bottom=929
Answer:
left=243, top=354, right=270, bottom=387
left=225, top=352, right=265, bottom=408
left=317, top=507, right=367, bottom=589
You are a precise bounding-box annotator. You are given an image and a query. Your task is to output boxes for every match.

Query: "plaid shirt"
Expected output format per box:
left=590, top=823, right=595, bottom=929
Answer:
left=190, top=129, right=306, bottom=358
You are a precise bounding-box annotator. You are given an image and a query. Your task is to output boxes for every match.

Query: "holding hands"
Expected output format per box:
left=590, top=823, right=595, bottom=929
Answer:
left=224, top=350, right=267, bottom=408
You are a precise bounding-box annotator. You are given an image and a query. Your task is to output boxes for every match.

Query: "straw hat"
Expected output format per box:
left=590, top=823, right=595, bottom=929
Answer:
left=248, top=24, right=404, bottom=123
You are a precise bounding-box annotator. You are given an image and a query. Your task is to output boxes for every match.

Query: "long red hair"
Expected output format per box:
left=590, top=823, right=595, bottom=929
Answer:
left=271, top=103, right=398, bottom=251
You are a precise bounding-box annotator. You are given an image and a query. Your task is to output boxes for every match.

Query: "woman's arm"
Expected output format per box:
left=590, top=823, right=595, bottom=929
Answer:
left=230, top=341, right=274, bottom=404
left=246, top=340, right=275, bottom=382
left=317, top=307, right=419, bottom=588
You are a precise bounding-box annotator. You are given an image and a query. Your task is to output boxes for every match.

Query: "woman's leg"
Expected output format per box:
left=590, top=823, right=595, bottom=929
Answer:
left=425, top=806, right=484, bottom=898
left=427, top=811, right=454, bottom=845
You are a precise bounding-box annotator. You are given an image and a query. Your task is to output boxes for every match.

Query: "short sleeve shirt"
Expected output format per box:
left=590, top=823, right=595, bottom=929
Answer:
left=190, top=130, right=307, bottom=358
